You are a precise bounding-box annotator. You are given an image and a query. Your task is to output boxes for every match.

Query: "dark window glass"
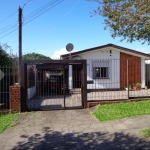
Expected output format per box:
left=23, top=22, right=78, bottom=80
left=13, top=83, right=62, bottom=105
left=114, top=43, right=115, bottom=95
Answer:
left=93, top=67, right=109, bottom=78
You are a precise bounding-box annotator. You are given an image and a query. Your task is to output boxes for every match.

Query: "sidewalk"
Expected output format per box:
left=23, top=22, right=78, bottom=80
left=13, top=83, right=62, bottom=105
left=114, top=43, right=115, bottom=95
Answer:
left=0, top=109, right=150, bottom=150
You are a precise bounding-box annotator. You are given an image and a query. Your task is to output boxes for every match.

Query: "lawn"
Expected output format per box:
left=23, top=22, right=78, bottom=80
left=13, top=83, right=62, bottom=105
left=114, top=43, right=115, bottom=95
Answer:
left=139, top=128, right=150, bottom=141
left=0, top=113, right=18, bottom=134
left=93, top=100, right=150, bottom=122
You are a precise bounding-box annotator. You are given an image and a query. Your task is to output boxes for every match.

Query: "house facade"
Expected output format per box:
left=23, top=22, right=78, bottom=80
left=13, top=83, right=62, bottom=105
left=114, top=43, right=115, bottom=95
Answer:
left=61, top=44, right=150, bottom=90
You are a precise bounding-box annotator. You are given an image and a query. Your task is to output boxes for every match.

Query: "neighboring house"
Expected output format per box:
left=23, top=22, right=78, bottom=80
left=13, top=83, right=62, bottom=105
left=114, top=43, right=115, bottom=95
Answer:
left=61, top=43, right=150, bottom=90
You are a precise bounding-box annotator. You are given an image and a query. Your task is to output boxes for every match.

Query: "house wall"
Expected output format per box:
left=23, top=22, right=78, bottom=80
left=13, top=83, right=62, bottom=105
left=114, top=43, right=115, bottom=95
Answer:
left=79, top=48, right=120, bottom=89
left=120, top=52, right=141, bottom=89
left=67, top=47, right=146, bottom=90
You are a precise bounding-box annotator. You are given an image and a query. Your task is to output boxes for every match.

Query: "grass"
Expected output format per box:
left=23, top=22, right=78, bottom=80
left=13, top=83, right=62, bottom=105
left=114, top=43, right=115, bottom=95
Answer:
left=139, top=128, right=150, bottom=141
left=0, top=113, right=18, bottom=134
left=93, top=100, right=150, bottom=122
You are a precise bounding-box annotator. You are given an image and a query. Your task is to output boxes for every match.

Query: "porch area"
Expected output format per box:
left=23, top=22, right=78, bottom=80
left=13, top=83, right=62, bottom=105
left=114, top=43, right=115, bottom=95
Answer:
left=28, top=94, right=82, bottom=110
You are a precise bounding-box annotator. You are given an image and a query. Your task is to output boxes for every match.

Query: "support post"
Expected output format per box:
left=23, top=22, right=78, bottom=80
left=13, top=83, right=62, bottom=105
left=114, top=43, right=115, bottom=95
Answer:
left=83, top=60, right=87, bottom=108
left=63, top=65, right=66, bottom=108
left=69, top=65, right=73, bottom=89
left=20, top=62, right=27, bottom=112
left=127, top=60, right=129, bottom=99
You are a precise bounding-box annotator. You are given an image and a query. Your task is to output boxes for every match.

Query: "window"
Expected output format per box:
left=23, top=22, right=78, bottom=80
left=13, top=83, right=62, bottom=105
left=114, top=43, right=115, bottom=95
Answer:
left=93, top=67, right=109, bottom=79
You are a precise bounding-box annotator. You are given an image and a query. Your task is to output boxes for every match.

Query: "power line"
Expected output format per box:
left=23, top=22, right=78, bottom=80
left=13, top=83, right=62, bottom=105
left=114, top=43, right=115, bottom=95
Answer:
left=0, top=0, right=33, bottom=24
left=0, top=0, right=64, bottom=39
left=0, top=0, right=61, bottom=34
left=0, top=24, right=17, bottom=34
left=0, top=11, right=17, bottom=24
left=48, top=0, right=81, bottom=34
left=23, top=0, right=58, bottom=20
left=23, top=0, right=64, bottom=26
left=2, top=0, right=63, bottom=28
left=0, top=22, right=17, bottom=32
left=23, top=0, right=61, bottom=23
left=0, top=28, right=18, bottom=39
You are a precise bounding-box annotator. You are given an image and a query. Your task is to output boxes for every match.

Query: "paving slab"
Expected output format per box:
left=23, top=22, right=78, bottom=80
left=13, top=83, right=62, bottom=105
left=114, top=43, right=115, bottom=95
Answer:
left=0, top=110, right=150, bottom=150
left=113, top=123, right=128, bottom=130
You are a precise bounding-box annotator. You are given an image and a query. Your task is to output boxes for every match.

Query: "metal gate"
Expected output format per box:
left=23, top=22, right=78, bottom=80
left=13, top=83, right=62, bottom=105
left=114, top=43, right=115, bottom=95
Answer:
left=20, top=60, right=87, bottom=111
left=0, top=66, right=15, bottom=112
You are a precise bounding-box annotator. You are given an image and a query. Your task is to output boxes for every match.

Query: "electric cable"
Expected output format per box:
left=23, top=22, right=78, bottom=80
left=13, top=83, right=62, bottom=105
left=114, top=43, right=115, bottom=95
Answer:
left=0, top=11, right=17, bottom=24
left=0, top=24, right=17, bottom=35
left=0, top=28, right=18, bottom=39
left=23, top=0, right=64, bottom=26
left=48, top=0, right=81, bottom=34
left=23, top=0, right=60, bottom=21
left=0, top=0, right=64, bottom=39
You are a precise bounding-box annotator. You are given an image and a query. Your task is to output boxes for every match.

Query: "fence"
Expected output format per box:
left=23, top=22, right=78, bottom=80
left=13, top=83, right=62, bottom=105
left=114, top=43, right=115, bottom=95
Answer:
left=0, top=66, right=16, bottom=113
left=1, top=58, right=150, bottom=112
left=87, top=58, right=150, bottom=101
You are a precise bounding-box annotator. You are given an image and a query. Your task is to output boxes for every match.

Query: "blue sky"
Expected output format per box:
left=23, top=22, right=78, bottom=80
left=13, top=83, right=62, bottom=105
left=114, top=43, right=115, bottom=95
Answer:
left=0, top=0, right=150, bottom=59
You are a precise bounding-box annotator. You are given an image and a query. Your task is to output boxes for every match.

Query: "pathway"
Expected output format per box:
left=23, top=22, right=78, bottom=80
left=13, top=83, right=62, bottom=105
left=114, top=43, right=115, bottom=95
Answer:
left=0, top=109, right=150, bottom=150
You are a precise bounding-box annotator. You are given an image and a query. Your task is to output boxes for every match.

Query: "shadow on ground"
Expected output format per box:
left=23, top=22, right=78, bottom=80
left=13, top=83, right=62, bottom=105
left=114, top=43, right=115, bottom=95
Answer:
left=9, top=127, right=150, bottom=150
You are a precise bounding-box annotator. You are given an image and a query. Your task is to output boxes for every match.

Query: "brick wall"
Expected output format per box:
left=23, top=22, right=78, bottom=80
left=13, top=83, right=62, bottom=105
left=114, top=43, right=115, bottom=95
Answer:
left=120, top=52, right=141, bottom=89
left=10, top=86, right=21, bottom=112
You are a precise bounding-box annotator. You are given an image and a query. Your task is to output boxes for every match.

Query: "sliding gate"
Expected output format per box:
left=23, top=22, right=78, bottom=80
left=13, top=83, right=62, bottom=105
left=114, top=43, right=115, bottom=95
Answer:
left=20, top=60, right=87, bottom=112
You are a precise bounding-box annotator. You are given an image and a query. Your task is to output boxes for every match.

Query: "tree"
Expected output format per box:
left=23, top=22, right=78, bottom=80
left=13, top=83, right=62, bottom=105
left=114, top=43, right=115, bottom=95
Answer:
left=0, top=43, right=12, bottom=66
left=87, top=0, right=150, bottom=44
left=23, top=52, right=51, bottom=60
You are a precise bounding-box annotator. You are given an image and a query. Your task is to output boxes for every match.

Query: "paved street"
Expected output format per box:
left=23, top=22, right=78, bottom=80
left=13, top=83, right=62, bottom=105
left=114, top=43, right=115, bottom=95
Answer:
left=0, top=109, right=150, bottom=150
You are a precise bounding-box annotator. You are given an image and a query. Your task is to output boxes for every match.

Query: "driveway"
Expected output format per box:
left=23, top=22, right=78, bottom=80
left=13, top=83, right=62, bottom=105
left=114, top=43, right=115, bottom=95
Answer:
left=0, top=109, right=150, bottom=150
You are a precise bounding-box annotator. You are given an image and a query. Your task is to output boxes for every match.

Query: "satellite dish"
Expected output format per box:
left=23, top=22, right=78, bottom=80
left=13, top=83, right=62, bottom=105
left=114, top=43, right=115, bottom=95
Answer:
left=66, top=43, right=74, bottom=52
left=73, top=55, right=82, bottom=60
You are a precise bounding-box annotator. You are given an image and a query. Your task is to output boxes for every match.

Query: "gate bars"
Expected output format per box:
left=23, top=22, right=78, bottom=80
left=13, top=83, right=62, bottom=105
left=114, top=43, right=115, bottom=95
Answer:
left=20, top=60, right=87, bottom=112
left=0, top=66, right=15, bottom=113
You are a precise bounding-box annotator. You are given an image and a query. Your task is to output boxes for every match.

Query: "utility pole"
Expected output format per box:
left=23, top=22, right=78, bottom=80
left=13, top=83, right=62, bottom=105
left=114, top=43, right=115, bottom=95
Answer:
left=18, top=6, right=22, bottom=84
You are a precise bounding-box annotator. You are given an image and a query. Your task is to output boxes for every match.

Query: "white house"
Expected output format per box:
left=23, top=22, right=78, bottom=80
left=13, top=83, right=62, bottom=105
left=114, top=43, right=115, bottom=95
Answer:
left=61, top=44, right=150, bottom=90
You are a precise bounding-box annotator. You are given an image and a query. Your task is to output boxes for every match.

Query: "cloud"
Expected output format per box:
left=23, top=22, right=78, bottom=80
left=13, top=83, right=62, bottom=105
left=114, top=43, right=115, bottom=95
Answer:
left=38, top=50, right=50, bottom=56
left=51, top=48, right=69, bottom=59
left=51, top=48, right=78, bottom=59
left=136, top=48, right=150, bottom=53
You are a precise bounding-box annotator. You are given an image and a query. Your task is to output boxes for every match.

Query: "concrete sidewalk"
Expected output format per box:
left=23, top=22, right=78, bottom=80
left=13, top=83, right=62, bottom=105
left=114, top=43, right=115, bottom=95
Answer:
left=0, top=109, right=150, bottom=150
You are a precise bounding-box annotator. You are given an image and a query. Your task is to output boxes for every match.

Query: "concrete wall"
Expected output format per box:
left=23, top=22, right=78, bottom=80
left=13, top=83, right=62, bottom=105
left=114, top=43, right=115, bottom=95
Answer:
left=27, top=86, right=36, bottom=100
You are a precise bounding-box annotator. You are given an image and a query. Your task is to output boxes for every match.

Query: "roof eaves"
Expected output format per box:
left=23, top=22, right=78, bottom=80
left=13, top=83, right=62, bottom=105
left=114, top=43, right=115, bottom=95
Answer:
left=61, top=43, right=150, bottom=58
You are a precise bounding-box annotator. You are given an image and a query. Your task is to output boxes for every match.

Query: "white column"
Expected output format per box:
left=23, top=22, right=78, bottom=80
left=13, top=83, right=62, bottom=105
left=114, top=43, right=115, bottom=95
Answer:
left=141, top=59, right=145, bottom=88
left=69, top=65, right=73, bottom=89
left=34, top=65, right=36, bottom=95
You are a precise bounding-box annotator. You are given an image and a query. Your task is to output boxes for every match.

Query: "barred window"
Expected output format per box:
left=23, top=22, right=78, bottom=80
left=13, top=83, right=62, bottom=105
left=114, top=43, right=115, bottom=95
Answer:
left=93, top=67, right=109, bottom=79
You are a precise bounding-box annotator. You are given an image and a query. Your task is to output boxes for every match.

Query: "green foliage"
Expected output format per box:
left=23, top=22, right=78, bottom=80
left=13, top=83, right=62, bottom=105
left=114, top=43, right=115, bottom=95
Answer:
left=23, top=52, right=51, bottom=60
left=136, top=82, right=141, bottom=87
left=133, top=82, right=141, bottom=88
left=0, top=43, right=12, bottom=66
left=140, top=128, right=150, bottom=140
left=0, top=113, right=18, bottom=134
left=93, top=100, right=150, bottom=122
left=87, top=0, right=150, bottom=44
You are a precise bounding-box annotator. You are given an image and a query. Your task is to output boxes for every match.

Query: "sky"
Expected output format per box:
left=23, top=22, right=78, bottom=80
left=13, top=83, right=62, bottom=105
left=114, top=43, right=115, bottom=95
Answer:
left=0, top=0, right=150, bottom=59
